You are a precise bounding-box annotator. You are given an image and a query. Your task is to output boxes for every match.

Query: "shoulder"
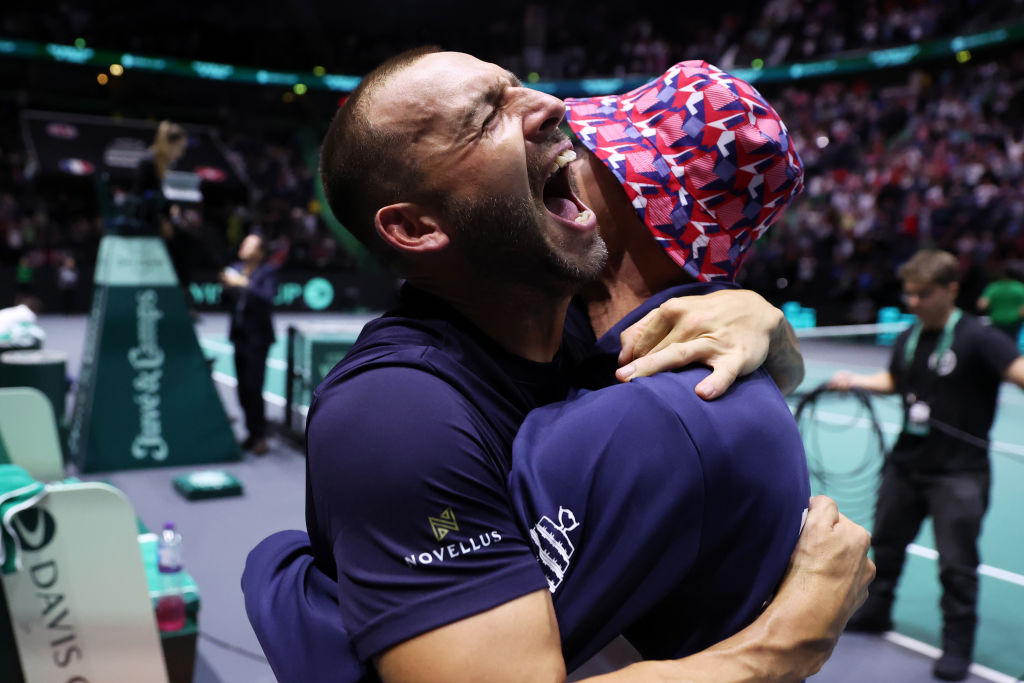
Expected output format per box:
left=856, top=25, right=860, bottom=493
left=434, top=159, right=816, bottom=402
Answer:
left=307, top=365, right=496, bottom=510
left=310, top=365, right=474, bottom=448
left=956, top=314, right=1020, bottom=369
left=517, top=377, right=693, bottom=458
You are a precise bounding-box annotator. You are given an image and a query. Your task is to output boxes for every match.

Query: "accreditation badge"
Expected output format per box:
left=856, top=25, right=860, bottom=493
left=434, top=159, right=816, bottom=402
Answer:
left=905, top=400, right=931, bottom=436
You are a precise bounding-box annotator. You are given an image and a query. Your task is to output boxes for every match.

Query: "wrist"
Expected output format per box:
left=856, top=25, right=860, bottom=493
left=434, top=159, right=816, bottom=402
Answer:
left=756, top=589, right=839, bottom=677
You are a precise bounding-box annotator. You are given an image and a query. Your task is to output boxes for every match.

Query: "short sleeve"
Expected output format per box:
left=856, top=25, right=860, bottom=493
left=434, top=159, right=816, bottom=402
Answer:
left=973, top=324, right=1021, bottom=376
left=306, top=366, right=546, bottom=660
left=889, top=329, right=911, bottom=383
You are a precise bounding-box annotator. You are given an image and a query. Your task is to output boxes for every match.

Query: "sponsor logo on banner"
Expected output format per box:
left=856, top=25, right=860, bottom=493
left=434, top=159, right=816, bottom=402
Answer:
left=46, top=123, right=79, bottom=139
left=11, top=508, right=57, bottom=551
left=195, top=165, right=227, bottom=182
left=303, top=277, right=335, bottom=311
left=129, top=289, right=169, bottom=461
left=103, top=136, right=149, bottom=169
left=58, top=158, right=94, bottom=176
left=10, top=507, right=90, bottom=677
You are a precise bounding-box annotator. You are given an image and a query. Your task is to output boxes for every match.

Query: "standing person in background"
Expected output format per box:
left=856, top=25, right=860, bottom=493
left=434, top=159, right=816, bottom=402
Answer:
left=829, top=249, right=1024, bottom=681
left=221, top=233, right=278, bottom=455
left=57, top=254, right=79, bottom=314
left=977, top=265, right=1024, bottom=344
left=134, top=121, right=192, bottom=291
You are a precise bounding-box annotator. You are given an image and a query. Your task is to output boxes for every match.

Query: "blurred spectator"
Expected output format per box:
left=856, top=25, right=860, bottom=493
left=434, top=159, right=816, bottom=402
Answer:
left=57, top=254, right=79, bottom=313
left=133, top=120, right=193, bottom=287
left=220, top=233, right=278, bottom=455
left=977, top=266, right=1024, bottom=341
left=3, top=4, right=1024, bottom=320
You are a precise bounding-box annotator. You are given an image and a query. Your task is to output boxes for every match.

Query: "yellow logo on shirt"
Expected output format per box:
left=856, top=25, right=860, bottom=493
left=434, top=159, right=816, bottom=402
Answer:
left=429, top=507, right=459, bottom=542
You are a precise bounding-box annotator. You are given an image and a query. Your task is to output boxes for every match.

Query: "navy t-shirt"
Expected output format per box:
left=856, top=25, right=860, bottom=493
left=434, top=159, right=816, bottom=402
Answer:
left=888, top=312, right=1019, bottom=471
left=305, top=285, right=586, bottom=660
left=510, top=286, right=811, bottom=670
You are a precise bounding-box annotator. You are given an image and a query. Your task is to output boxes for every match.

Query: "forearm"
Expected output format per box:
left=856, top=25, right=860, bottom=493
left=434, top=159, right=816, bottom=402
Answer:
left=764, top=317, right=805, bottom=396
left=1004, top=356, right=1024, bottom=390
left=576, top=608, right=824, bottom=683
left=580, top=497, right=872, bottom=683
left=849, top=371, right=895, bottom=394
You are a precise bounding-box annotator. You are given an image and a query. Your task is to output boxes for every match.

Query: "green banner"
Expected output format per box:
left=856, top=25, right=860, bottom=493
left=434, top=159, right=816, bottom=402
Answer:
left=68, top=237, right=240, bottom=472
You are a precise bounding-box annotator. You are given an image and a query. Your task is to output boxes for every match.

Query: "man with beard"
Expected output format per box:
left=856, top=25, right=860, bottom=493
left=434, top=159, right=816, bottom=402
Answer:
left=244, top=49, right=872, bottom=682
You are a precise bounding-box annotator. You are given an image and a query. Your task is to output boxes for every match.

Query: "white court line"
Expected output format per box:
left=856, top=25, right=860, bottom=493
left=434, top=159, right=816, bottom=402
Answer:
left=796, top=408, right=1024, bottom=588
left=199, top=338, right=288, bottom=370
left=881, top=632, right=1018, bottom=683
left=906, top=544, right=1024, bottom=587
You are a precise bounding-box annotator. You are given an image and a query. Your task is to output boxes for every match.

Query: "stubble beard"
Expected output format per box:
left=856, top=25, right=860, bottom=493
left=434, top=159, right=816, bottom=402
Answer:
left=443, top=156, right=608, bottom=297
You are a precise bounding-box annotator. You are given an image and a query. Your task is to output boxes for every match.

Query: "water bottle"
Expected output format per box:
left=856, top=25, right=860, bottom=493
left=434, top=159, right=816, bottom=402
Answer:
left=156, top=522, right=187, bottom=632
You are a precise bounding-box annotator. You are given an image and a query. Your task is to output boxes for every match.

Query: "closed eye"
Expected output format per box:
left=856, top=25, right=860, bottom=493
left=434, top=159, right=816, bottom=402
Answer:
left=481, top=105, right=501, bottom=132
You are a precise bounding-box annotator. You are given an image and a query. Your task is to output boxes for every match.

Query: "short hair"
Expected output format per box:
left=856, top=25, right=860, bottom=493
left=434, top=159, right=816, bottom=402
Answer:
left=897, top=250, right=960, bottom=286
left=319, top=46, right=442, bottom=262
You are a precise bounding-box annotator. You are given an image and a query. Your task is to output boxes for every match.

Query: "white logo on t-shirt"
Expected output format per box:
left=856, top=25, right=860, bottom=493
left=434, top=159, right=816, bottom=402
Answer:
left=930, top=349, right=957, bottom=376
left=529, top=507, right=579, bottom=593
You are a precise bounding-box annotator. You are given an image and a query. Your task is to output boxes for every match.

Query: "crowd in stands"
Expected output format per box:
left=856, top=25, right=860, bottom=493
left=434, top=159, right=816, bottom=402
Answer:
left=743, top=49, right=1024, bottom=323
left=4, top=1, right=1020, bottom=78
left=0, top=103, right=360, bottom=312
left=2, top=3, right=1024, bottom=319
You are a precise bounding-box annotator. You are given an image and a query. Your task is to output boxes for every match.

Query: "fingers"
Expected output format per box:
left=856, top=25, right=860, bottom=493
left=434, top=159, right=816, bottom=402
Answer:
left=615, top=340, right=712, bottom=383
left=805, top=495, right=840, bottom=529
left=630, top=309, right=677, bottom=359
left=618, top=309, right=658, bottom=365
left=828, top=371, right=853, bottom=392
left=694, top=361, right=742, bottom=401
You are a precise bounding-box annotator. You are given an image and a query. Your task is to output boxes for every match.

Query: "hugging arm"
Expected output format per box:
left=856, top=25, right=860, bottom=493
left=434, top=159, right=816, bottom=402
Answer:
left=376, top=496, right=873, bottom=683
left=617, top=288, right=805, bottom=398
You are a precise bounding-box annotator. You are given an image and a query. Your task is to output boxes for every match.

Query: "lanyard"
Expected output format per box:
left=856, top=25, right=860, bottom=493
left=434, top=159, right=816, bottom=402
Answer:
left=903, top=308, right=961, bottom=371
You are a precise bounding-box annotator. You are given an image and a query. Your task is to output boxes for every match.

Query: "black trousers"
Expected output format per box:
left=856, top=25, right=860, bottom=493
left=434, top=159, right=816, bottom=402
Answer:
left=867, top=461, right=990, bottom=655
left=234, top=341, right=271, bottom=441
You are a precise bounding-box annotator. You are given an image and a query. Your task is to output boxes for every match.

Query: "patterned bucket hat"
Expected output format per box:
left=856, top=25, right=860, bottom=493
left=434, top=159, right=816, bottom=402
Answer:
left=565, top=60, right=804, bottom=282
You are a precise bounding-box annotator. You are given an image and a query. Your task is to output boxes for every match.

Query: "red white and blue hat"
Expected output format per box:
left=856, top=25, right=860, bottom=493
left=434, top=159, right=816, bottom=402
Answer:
left=565, top=61, right=804, bottom=282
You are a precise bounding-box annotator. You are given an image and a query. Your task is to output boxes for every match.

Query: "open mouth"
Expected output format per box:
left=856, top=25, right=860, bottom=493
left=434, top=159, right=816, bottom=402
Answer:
left=542, top=149, right=596, bottom=230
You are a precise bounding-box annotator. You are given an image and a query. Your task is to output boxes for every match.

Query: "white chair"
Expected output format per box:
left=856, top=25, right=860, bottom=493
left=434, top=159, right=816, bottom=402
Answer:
left=0, top=387, right=64, bottom=481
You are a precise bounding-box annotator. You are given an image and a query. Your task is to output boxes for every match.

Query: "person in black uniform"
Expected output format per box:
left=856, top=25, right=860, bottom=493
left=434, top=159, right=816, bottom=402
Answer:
left=221, top=233, right=278, bottom=454
left=829, top=249, right=1024, bottom=681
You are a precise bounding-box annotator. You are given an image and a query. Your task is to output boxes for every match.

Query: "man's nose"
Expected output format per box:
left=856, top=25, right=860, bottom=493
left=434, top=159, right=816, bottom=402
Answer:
left=517, top=88, right=565, bottom=142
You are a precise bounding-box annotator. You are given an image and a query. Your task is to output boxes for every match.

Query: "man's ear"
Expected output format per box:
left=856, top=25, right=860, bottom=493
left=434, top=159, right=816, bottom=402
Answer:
left=375, top=203, right=449, bottom=254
